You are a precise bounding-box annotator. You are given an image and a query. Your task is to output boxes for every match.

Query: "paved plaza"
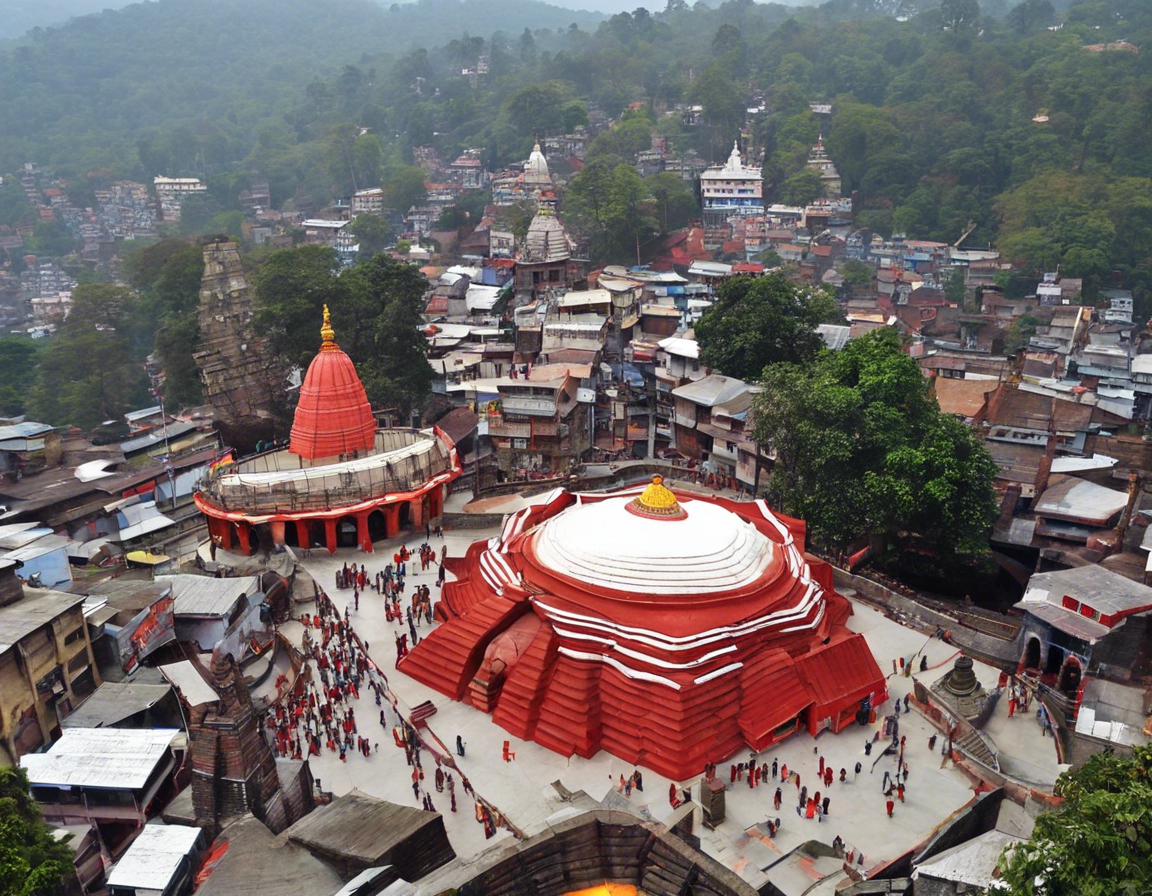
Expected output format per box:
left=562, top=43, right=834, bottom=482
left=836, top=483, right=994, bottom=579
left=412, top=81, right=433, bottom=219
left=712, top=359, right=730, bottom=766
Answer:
left=285, top=522, right=1061, bottom=892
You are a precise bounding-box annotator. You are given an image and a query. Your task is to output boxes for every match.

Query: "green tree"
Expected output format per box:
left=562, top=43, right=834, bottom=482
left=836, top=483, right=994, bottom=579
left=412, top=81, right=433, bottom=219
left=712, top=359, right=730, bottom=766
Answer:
left=0, top=767, right=74, bottom=896
left=778, top=169, right=824, bottom=206
left=694, top=274, right=840, bottom=382
left=944, top=267, right=967, bottom=306
left=349, top=214, right=394, bottom=258
left=254, top=245, right=346, bottom=372
left=839, top=260, right=874, bottom=291
left=998, top=743, right=1152, bottom=896
left=0, top=180, right=32, bottom=227
left=0, top=338, right=41, bottom=417
left=751, top=329, right=997, bottom=561
left=645, top=172, right=698, bottom=232
left=1006, top=0, right=1054, bottom=35
left=564, top=159, right=657, bottom=265
left=1003, top=313, right=1039, bottom=354
left=383, top=165, right=427, bottom=213
left=123, top=239, right=205, bottom=406
left=344, top=253, right=433, bottom=416
left=254, top=247, right=432, bottom=415
left=25, top=221, right=76, bottom=257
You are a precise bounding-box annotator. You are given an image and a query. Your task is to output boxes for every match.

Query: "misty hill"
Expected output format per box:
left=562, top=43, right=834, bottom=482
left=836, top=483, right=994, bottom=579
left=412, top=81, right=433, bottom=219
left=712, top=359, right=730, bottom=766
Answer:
left=0, top=0, right=603, bottom=172
left=1, top=0, right=137, bottom=42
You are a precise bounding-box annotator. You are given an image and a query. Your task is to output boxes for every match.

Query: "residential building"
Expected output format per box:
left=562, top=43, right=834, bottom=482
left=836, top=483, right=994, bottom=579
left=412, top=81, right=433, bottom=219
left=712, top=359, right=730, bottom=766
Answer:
left=22, top=727, right=183, bottom=847
left=350, top=188, right=385, bottom=216
left=152, top=177, right=206, bottom=223
left=0, top=568, right=101, bottom=764
left=488, top=363, right=592, bottom=474
left=670, top=374, right=755, bottom=469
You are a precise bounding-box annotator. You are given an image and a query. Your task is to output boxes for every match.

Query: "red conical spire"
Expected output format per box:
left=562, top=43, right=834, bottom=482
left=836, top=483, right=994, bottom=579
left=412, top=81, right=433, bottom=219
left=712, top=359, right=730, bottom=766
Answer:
left=288, top=305, right=376, bottom=461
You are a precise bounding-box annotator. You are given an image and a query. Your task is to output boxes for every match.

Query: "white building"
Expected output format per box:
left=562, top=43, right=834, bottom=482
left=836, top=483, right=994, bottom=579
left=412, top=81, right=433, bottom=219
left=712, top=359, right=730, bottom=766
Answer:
left=153, top=176, right=206, bottom=223
left=699, top=141, right=763, bottom=232
left=351, top=188, right=385, bottom=216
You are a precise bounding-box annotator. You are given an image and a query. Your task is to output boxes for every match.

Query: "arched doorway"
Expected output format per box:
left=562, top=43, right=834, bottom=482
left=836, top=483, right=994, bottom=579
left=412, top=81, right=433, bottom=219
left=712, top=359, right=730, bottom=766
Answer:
left=398, top=501, right=412, bottom=531
left=1023, top=637, right=1041, bottom=671
left=1044, top=645, right=1064, bottom=678
left=283, top=523, right=299, bottom=547
left=336, top=516, right=359, bottom=548
left=367, top=510, right=387, bottom=541
left=1058, top=656, right=1082, bottom=696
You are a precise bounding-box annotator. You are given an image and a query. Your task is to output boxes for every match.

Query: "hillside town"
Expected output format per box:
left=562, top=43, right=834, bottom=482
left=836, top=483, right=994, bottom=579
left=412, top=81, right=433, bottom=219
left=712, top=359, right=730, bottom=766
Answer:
left=1, top=74, right=1151, bottom=896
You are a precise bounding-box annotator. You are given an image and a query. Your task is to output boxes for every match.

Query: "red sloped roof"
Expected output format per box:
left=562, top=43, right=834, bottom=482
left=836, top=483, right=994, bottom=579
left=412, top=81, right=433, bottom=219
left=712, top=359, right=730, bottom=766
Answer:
left=738, top=650, right=812, bottom=746
left=289, top=313, right=376, bottom=461
left=795, top=633, right=886, bottom=716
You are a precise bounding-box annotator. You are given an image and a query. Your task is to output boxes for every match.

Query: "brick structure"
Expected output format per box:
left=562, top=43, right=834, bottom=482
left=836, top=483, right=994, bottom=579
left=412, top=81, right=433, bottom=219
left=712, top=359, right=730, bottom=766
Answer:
left=193, top=240, right=291, bottom=450
left=188, top=650, right=302, bottom=835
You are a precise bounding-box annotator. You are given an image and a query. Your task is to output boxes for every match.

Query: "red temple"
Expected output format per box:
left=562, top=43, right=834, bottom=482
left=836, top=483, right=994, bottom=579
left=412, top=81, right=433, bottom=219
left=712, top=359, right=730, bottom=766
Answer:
left=195, top=307, right=460, bottom=555
left=288, top=305, right=377, bottom=461
left=401, top=477, right=888, bottom=780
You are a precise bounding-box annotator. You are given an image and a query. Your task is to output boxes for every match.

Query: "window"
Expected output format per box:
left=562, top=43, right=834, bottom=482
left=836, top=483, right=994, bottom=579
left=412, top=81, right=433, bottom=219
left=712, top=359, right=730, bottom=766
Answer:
left=64, top=627, right=85, bottom=646
left=549, top=269, right=560, bottom=282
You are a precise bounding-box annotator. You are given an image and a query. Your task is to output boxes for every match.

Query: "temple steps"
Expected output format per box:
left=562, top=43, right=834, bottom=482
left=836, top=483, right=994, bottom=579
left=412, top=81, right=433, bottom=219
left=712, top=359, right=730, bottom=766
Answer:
left=398, top=595, right=525, bottom=700
left=491, top=626, right=558, bottom=740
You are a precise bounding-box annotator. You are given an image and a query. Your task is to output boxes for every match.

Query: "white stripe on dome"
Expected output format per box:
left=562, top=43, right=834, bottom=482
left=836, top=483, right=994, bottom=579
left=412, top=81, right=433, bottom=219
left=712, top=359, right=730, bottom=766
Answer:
left=550, top=627, right=738, bottom=669
left=533, top=582, right=822, bottom=651
left=693, top=663, right=743, bottom=685
left=557, top=647, right=682, bottom=690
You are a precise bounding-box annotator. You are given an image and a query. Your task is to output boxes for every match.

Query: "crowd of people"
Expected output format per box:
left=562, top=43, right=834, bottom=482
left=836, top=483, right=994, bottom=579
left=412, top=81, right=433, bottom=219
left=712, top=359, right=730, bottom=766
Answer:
left=262, top=547, right=511, bottom=842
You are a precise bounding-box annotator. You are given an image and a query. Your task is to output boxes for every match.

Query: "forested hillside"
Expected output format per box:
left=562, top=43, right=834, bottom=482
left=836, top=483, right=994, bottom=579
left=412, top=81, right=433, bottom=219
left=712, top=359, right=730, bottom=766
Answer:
left=2, top=0, right=1151, bottom=298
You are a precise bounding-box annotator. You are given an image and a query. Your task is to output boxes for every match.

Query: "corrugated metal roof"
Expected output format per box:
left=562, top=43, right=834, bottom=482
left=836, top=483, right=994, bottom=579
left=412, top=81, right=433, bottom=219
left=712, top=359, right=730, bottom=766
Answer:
left=1023, top=564, right=1152, bottom=617
left=106, top=824, right=202, bottom=890
left=158, top=659, right=220, bottom=706
left=3, top=534, right=74, bottom=561
left=0, top=589, right=87, bottom=655
left=114, top=501, right=176, bottom=542
left=0, top=421, right=54, bottom=441
left=62, top=682, right=172, bottom=728
left=284, top=788, right=440, bottom=865
left=20, top=728, right=180, bottom=790
left=118, top=421, right=199, bottom=455
left=672, top=374, right=753, bottom=408
left=157, top=573, right=258, bottom=618
left=913, top=830, right=1021, bottom=888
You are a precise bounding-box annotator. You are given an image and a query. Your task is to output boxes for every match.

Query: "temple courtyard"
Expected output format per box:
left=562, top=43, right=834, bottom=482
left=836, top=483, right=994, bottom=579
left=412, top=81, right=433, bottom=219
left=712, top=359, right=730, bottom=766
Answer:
left=281, top=520, right=1062, bottom=893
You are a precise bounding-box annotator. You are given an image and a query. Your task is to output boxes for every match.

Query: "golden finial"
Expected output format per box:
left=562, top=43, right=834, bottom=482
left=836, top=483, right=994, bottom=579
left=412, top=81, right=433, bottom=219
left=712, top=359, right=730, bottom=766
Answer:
left=320, top=304, right=337, bottom=350
left=627, top=475, right=687, bottom=520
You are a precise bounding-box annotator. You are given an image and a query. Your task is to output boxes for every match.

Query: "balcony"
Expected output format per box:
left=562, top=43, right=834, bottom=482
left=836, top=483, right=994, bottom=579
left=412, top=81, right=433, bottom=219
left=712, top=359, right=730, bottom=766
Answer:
left=500, top=396, right=559, bottom=417
left=488, top=417, right=559, bottom=438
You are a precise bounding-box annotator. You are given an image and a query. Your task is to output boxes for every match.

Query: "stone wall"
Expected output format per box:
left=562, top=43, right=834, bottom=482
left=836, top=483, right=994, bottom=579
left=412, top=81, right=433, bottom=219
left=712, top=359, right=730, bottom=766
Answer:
left=831, top=568, right=1023, bottom=669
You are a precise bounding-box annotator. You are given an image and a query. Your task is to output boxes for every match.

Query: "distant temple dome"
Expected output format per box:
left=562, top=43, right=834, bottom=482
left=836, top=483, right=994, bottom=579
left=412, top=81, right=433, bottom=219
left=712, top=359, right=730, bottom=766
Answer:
left=522, top=212, right=571, bottom=263
left=288, top=305, right=377, bottom=461
left=524, top=141, right=550, bottom=180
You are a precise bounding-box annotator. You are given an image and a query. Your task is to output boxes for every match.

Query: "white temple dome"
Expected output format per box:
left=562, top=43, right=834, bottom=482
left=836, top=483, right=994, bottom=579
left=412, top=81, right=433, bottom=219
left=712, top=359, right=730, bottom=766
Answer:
left=530, top=494, right=776, bottom=595
left=525, top=142, right=550, bottom=179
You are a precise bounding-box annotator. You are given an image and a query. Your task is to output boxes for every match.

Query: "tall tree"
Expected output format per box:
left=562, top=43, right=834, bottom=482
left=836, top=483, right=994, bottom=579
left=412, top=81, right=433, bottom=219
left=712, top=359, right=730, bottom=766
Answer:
left=751, top=329, right=997, bottom=563
left=998, top=743, right=1152, bottom=896
left=694, top=274, right=840, bottom=382
left=30, top=285, right=149, bottom=430
left=0, top=767, right=74, bottom=896
left=254, top=247, right=432, bottom=416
